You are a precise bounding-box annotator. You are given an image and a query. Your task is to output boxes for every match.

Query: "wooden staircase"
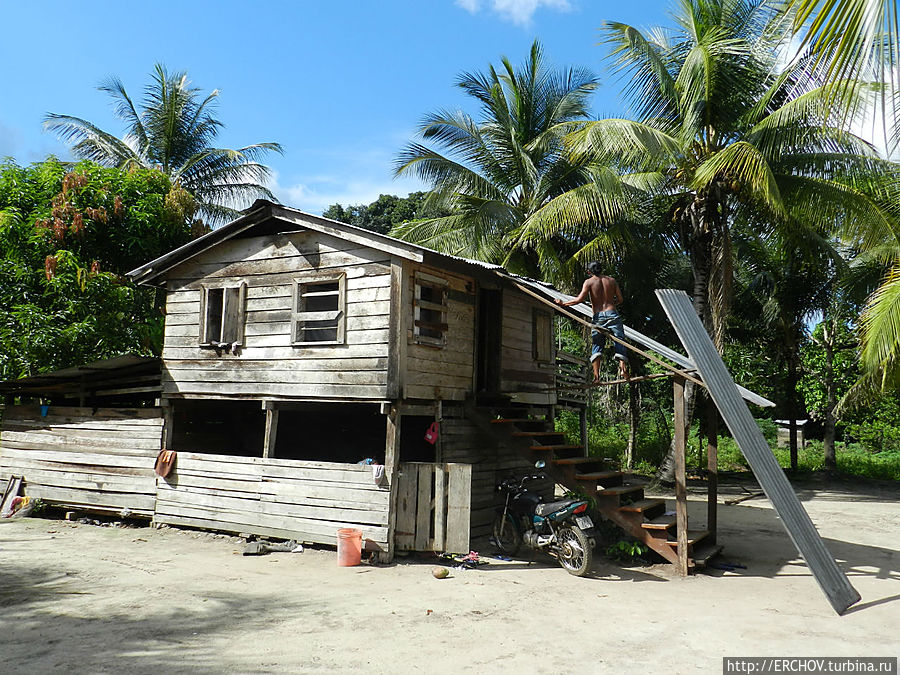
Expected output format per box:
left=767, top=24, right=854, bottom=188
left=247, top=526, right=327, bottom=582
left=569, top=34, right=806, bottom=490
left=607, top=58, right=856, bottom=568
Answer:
left=475, top=403, right=722, bottom=573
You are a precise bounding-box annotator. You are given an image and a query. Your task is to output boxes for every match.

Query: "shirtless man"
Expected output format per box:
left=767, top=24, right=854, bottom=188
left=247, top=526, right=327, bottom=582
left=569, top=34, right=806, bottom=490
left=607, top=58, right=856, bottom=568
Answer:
left=555, top=262, right=629, bottom=382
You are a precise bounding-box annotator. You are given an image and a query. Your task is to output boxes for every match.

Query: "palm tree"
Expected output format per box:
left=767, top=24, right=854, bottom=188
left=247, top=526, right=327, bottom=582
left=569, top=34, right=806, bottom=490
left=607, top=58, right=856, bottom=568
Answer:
left=786, top=0, right=898, bottom=118
left=522, top=0, right=896, bottom=347
left=392, top=41, right=624, bottom=279
left=734, top=228, right=845, bottom=469
left=44, top=64, right=282, bottom=224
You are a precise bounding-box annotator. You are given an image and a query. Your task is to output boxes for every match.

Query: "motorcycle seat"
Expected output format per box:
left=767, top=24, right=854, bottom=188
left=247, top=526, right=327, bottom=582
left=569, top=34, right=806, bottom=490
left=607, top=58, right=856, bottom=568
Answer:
left=534, top=499, right=578, bottom=516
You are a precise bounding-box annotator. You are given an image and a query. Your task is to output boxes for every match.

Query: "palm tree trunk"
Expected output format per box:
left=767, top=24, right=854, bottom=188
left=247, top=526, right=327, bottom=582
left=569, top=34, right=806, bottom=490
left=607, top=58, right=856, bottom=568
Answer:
left=658, top=196, right=716, bottom=482
left=786, top=350, right=800, bottom=472
left=822, top=320, right=837, bottom=470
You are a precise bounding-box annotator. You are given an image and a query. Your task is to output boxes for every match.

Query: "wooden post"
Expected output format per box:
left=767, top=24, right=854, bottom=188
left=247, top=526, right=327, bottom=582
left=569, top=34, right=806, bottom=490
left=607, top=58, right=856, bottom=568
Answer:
left=707, top=403, right=718, bottom=545
left=263, top=403, right=279, bottom=459
left=674, top=377, right=689, bottom=576
left=579, top=406, right=588, bottom=455
left=161, top=399, right=175, bottom=451
left=383, top=405, right=402, bottom=563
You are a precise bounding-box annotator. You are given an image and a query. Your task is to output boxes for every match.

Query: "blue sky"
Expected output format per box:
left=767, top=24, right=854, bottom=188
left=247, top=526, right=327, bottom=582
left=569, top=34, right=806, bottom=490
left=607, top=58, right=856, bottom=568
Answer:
left=1, top=0, right=672, bottom=215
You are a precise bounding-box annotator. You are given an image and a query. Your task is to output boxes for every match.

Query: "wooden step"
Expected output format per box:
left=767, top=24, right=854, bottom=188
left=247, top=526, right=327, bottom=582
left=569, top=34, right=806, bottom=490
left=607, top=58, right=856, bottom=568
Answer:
left=597, top=484, right=644, bottom=498
left=529, top=444, right=583, bottom=455
left=689, top=542, right=723, bottom=569
left=641, top=514, right=676, bottom=531
left=666, top=530, right=711, bottom=548
left=552, top=456, right=602, bottom=466
left=490, top=418, right=547, bottom=427
left=617, top=498, right=666, bottom=515
left=574, top=471, right=623, bottom=483
left=511, top=431, right=565, bottom=438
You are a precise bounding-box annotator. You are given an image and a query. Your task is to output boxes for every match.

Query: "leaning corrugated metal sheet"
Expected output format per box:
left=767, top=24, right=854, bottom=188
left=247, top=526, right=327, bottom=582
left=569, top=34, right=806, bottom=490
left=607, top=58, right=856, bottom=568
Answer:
left=656, top=289, right=860, bottom=615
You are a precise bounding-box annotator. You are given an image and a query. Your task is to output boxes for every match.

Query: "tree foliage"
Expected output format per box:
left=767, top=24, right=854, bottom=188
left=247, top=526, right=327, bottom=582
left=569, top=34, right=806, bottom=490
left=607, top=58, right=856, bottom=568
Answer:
left=0, top=158, right=195, bottom=379
left=392, top=40, right=602, bottom=278
left=322, top=192, right=447, bottom=234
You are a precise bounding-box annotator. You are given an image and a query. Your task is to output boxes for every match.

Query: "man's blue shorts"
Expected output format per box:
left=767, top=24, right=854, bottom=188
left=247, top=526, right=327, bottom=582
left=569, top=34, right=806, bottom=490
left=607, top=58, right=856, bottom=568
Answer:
left=591, top=310, right=628, bottom=363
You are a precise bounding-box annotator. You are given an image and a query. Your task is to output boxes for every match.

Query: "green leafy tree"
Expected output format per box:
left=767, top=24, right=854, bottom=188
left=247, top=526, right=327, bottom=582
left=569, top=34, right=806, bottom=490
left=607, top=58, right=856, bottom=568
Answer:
left=0, top=158, right=194, bottom=379
left=44, top=64, right=282, bottom=224
left=323, top=192, right=446, bottom=234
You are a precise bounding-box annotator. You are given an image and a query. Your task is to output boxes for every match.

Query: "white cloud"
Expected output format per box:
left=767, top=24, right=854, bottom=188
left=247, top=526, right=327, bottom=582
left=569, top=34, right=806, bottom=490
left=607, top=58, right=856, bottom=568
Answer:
left=267, top=170, right=427, bottom=215
left=455, top=0, right=571, bottom=26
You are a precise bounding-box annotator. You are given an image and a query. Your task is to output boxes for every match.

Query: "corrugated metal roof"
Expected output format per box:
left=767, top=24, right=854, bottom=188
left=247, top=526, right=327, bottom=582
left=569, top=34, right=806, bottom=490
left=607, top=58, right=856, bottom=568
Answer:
left=656, top=289, right=859, bottom=615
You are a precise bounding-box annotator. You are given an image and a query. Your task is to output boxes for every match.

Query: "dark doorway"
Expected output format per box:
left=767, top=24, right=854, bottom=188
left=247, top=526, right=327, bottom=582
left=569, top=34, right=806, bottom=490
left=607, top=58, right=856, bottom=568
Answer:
left=399, top=415, right=438, bottom=462
left=476, top=288, right=503, bottom=393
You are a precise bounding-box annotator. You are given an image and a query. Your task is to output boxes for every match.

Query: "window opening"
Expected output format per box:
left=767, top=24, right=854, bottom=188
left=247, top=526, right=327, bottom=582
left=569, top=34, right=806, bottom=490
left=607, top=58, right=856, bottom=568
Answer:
left=201, top=283, right=246, bottom=347
left=413, top=273, right=448, bottom=347
left=533, top=309, right=553, bottom=363
left=293, top=274, right=346, bottom=345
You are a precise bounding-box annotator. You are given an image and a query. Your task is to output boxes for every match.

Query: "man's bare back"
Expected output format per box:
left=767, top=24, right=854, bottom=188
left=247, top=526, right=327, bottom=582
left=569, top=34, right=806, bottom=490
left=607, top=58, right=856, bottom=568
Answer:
left=555, top=266, right=629, bottom=380
left=558, top=274, right=623, bottom=313
left=581, top=275, right=623, bottom=313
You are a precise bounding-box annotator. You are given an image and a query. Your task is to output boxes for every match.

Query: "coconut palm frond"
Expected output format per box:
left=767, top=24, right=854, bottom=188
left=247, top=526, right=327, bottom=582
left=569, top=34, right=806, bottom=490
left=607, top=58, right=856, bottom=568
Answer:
left=860, top=264, right=900, bottom=373
left=44, top=64, right=281, bottom=227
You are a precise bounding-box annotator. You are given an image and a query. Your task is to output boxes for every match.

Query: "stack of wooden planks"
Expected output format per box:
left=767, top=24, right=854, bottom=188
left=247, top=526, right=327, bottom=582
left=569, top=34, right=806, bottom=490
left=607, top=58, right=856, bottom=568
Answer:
left=0, top=405, right=163, bottom=516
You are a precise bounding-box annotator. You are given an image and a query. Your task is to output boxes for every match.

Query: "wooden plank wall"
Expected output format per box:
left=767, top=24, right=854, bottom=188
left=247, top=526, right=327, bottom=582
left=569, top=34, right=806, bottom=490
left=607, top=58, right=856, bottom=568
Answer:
left=500, top=289, right=556, bottom=406
left=154, top=452, right=391, bottom=549
left=394, top=462, right=472, bottom=553
left=0, top=405, right=162, bottom=516
left=402, top=264, right=476, bottom=401
left=439, top=404, right=540, bottom=539
left=162, top=229, right=392, bottom=400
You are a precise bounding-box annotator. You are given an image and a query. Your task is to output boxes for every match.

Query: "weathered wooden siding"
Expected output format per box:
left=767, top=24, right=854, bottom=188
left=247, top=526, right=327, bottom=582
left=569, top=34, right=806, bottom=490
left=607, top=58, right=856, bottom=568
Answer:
left=162, top=229, right=392, bottom=400
left=402, top=264, right=476, bottom=401
left=0, top=405, right=162, bottom=516
left=155, top=453, right=390, bottom=548
left=439, top=404, right=542, bottom=539
left=500, top=289, right=556, bottom=405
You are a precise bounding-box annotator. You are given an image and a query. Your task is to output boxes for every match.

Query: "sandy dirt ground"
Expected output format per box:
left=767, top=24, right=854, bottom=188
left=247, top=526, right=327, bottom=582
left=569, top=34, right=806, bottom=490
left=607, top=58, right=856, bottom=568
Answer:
left=1, top=476, right=898, bottom=675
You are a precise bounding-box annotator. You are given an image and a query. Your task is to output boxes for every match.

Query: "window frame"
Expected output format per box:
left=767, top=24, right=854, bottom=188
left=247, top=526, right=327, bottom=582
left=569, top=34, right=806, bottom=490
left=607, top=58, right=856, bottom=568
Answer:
left=291, top=272, right=347, bottom=347
left=412, top=271, right=449, bottom=348
left=532, top=308, right=553, bottom=364
left=199, top=281, right=247, bottom=348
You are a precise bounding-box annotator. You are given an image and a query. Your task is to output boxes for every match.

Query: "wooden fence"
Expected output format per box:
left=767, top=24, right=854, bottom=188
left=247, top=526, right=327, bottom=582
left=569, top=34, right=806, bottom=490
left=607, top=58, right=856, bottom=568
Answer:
left=154, top=453, right=391, bottom=549
left=556, top=351, right=589, bottom=405
left=0, top=405, right=162, bottom=516
left=394, top=462, right=472, bottom=553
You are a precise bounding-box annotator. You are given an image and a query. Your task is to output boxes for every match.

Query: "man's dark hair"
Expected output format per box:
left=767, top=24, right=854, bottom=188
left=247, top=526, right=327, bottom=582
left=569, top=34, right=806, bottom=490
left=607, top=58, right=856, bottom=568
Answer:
left=587, top=261, right=603, bottom=277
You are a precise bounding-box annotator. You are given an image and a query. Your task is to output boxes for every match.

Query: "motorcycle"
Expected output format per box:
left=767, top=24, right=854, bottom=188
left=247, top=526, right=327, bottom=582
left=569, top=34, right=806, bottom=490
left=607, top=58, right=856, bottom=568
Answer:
left=492, top=462, right=597, bottom=576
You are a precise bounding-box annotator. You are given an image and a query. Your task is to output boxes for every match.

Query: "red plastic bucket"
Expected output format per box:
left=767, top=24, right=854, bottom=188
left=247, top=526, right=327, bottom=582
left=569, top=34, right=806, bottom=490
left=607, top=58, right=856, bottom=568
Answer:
left=336, top=528, right=362, bottom=566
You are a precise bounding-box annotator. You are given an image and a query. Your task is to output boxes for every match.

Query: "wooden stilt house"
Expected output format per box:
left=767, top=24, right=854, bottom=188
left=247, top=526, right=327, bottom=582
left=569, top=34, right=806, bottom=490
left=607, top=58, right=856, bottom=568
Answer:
left=1, top=199, right=771, bottom=568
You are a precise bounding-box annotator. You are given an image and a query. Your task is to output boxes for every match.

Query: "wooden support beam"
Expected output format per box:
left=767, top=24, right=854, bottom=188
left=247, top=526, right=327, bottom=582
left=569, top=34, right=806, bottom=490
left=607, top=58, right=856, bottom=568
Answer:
left=162, top=401, right=175, bottom=451
left=383, top=405, right=402, bottom=563
left=674, top=376, right=689, bottom=576
left=707, top=403, right=718, bottom=545
left=263, top=407, right=279, bottom=459
left=579, top=407, right=588, bottom=455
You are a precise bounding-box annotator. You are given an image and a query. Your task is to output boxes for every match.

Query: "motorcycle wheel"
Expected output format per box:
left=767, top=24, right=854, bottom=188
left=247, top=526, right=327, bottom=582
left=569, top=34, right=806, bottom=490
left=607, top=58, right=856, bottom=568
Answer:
left=556, top=526, right=593, bottom=577
left=492, top=513, right=521, bottom=556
